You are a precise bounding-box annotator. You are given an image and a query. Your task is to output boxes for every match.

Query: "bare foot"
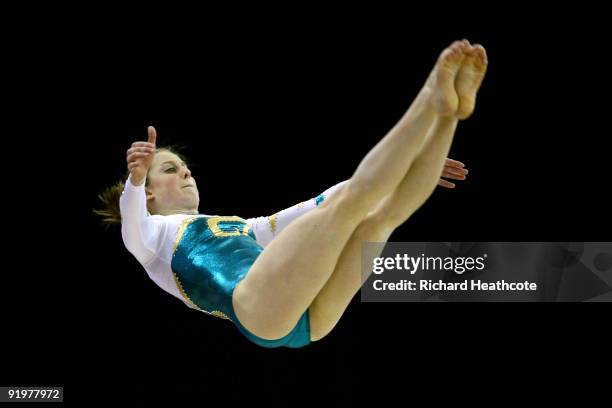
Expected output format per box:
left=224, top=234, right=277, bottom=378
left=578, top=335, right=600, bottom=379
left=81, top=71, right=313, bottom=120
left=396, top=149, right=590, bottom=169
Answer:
left=427, top=40, right=469, bottom=116
left=455, top=44, right=488, bottom=119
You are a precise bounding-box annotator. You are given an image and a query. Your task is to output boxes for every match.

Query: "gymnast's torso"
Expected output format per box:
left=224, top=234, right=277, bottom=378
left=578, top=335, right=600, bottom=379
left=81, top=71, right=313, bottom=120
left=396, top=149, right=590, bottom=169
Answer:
left=171, top=215, right=264, bottom=320
left=119, top=175, right=348, bottom=321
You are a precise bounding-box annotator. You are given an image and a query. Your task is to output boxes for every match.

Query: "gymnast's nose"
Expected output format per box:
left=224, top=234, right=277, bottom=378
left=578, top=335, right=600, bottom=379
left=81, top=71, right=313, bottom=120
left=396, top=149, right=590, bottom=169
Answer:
left=180, top=165, right=192, bottom=180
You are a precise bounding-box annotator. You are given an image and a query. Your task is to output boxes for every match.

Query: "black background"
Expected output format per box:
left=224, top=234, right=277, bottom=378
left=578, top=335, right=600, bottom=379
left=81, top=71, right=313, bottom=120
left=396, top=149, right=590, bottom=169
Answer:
left=2, top=6, right=610, bottom=404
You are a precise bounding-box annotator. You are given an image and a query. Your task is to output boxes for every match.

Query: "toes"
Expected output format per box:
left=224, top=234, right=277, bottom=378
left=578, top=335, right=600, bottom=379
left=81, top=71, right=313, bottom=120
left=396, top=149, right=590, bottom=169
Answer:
left=448, top=48, right=461, bottom=62
left=441, top=40, right=470, bottom=63
left=451, top=40, right=465, bottom=50
left=439, top=49, right=454, bottom=66
left=451, top=40, right=467, bottom=54
left=452, top=40, right=471, bottom=60
left=472, top=44, right=486, bottom=55
left=472, top=44, right=488, bottom=68
left=460, top=44, right=487, bottom=72
left=446, top=45, right=465, bottom=63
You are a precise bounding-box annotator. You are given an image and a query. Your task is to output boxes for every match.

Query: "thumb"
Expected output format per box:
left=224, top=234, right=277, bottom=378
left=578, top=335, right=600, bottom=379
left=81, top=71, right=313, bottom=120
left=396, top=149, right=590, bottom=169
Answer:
left=147, top=126, right=157, bottom=145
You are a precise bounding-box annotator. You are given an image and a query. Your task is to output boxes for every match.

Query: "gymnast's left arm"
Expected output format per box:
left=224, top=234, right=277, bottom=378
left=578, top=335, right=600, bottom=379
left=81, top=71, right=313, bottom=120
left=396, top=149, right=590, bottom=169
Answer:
left=245, top=179, right=350, bottom=248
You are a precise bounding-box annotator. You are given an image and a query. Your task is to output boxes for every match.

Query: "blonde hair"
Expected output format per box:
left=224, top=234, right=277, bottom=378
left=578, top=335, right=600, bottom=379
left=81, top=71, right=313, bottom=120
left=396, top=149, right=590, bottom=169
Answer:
left=93, top=147, right=189, bottom=226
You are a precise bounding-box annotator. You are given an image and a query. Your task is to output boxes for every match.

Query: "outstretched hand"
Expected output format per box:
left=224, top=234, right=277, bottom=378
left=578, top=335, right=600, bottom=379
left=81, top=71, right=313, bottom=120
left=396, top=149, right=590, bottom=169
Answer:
left=126, top=126, right=157, bottom=186
left=438, top=158, right=468, bottom=189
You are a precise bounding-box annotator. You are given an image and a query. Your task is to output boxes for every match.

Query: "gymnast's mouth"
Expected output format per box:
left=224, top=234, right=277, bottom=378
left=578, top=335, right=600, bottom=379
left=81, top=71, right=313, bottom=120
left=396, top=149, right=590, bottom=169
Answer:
left=182, top=185, right=195, bottom=189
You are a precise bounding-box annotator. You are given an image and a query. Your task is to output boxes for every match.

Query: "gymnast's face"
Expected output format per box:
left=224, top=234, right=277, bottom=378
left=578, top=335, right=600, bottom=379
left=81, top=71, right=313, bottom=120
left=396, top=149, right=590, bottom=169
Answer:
left=145, top=150, right=200, bottom=215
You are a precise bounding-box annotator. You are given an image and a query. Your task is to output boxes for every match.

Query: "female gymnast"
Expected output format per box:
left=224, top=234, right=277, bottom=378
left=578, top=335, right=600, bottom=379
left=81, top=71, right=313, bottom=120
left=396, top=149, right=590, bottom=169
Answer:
left=96, top=39, right=486, bottom=348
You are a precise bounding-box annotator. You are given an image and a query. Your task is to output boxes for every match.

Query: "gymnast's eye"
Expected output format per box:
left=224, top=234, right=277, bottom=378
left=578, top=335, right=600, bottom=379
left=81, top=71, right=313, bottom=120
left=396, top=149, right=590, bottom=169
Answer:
left=165, top=167, right=176, bottom=173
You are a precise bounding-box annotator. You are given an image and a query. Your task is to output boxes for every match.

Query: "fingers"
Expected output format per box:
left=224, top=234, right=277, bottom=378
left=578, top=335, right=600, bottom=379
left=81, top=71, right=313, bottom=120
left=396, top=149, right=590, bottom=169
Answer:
left=125, top=127, right=157, bottom=171
left=128, top=126, right=156, bottom=148
left=443, top=167, right=468, bottom=176
left=127, top=151, right=152, bottom=162
left=148, top=126, right=157, bottom=145
left=445, top=158, right=465, bottom=168
left=442, top=170, right=467, bottom=180
left=127, top=146, right=155, bottom=156
left=131, top=141, right=155, bottom=148
left=126, top=138, right=155, bottom=165
left=440, top=159, right=470, bottom=187
left=438, top=179, right=456, bottom=189
left=126, top=146, right=154, bottom=167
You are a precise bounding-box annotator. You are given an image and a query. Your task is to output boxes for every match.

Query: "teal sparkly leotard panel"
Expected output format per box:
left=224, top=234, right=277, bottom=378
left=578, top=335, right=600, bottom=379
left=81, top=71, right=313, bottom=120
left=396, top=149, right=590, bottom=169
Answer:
left=171, top=216, right=311, bottom=348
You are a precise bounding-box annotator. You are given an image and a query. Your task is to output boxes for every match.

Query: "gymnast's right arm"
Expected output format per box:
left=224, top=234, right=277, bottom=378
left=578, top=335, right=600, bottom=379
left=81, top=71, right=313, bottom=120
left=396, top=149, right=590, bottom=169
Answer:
left=119, top=175, right=164, bottom=265
left=119, top=126, right=163, bottom=265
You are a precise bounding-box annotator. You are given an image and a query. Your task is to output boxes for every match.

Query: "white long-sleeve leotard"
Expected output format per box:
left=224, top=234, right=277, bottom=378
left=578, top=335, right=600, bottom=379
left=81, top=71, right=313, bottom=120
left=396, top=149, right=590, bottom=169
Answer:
left=119, top=175, right=348, bottom=309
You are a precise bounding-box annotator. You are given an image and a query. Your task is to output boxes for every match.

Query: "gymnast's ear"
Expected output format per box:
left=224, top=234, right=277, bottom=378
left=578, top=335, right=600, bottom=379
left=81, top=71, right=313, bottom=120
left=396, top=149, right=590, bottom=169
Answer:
left=145, top=187, right=155, bottom=202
